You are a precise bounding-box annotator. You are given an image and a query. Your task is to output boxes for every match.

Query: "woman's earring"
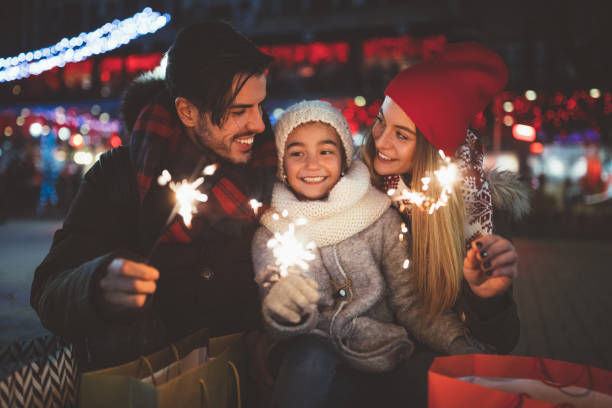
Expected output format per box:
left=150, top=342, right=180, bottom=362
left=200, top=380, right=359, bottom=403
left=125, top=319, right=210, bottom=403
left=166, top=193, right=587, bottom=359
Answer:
left=283, top=174, right=289, bottom=184
left=340, top=171, right=345, bottom=177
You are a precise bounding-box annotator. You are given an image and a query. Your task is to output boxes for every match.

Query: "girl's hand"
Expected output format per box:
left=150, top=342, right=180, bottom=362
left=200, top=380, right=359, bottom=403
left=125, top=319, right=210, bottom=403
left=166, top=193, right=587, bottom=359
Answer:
left=263, top=274, right=319, bottom=323
left=463, top=234, right=518, bottom=298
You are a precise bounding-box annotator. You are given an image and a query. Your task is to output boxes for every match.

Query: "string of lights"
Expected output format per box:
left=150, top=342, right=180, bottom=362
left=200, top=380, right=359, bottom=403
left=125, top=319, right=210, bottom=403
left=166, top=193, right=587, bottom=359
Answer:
left=0, top=7, right=170, bottom=83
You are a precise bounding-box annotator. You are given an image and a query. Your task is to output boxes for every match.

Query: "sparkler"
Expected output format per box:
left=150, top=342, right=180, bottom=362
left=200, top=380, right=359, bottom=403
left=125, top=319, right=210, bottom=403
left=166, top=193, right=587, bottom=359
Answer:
left=163, top=176, right=208, bottom=228
left=388, top=150, right=458, bottom=214
left=157, top=165, right=218, bottom=228
left=202, top=164, right=217, bottom=176
left=249, top=199, right=263, bottom=215
left=399, top=222, right=409, bottom=242
left=266, top=212, right=316, bottom=278
left=146, top=161, right=217, bottom=262
left=398, top=223, right=411, bottom=269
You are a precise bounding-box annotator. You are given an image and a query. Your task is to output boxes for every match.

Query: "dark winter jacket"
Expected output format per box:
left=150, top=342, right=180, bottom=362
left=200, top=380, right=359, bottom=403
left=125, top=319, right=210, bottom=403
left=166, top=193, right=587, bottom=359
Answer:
left=30, top=78, right=276, bottom=370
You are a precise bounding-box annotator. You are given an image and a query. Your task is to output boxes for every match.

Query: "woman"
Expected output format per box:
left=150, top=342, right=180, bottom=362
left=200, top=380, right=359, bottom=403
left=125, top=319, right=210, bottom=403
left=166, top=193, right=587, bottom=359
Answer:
left=358, top=42, right=530, bottom=406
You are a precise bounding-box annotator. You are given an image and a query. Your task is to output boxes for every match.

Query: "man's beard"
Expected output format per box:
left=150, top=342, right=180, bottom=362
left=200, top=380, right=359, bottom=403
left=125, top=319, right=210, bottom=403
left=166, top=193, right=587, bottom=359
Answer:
left=191, top=123, right=254, bottom=165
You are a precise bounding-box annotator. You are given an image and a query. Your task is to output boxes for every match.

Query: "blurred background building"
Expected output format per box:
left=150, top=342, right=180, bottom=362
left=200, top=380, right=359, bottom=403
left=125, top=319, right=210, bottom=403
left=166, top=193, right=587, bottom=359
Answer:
left=0, top=0, right=611, bottom=236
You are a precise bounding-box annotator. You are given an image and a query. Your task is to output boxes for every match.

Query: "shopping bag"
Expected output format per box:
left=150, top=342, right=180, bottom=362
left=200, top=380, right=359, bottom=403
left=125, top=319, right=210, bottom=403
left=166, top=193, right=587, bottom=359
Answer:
left=428, top=354, right=612, bottom=408
left=140, top=341, right=208, bottom=385
left=80, top=327, right=209, bottom=407
left=158, top=333, right=246, bottom=408
left=80, top=329, right=246, bottom=408
left=0, top=334, right=79, bottom=408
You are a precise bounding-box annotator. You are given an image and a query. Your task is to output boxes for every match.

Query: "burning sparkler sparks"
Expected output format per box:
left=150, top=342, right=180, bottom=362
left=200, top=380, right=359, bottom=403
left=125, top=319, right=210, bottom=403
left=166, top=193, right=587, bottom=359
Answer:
left=388, top=150, right=458, bottom=214
left=203, top=164, right=217, bottom=176
left=249, top=199, right=263, bottom=215
left=157, top=169, right=171, bottom=186
left=266, top=212, right=316, bottom=277
left=169, top=177, right=207, bottom=227
left=146, top=161, right=218, bottom=264
left=157, top=164, right=218, bottom=228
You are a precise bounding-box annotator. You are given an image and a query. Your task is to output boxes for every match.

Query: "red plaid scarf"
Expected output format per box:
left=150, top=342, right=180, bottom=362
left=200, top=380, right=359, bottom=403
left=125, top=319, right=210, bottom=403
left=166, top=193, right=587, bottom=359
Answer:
left=384, top=129, right=493, bottom=248
left=129, top=99, right=276, bottom=244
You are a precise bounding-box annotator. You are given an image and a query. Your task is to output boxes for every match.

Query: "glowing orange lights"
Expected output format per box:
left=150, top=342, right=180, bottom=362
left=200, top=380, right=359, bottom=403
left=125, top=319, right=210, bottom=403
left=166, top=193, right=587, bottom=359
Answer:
left=512, top=124, right=536, bottom=142
left=530, top=142, right=544, bottom=154
left=69, top=133, right=84, bottom=148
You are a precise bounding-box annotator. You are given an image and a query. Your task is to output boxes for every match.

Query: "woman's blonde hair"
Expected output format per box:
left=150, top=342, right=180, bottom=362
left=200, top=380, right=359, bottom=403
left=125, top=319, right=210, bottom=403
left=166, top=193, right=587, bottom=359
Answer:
left=362, top=127, right=465, bottom=321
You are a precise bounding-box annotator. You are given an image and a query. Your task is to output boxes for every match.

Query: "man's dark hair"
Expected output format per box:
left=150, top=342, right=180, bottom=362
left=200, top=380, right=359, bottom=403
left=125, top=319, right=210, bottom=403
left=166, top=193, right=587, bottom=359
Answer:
left=165, top=21, right=273, bottom=126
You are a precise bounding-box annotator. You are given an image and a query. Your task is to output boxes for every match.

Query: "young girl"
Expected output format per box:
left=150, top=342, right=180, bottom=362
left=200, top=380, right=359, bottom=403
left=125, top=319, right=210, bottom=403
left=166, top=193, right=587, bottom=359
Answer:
left=252, top=100, right=479, bottom=408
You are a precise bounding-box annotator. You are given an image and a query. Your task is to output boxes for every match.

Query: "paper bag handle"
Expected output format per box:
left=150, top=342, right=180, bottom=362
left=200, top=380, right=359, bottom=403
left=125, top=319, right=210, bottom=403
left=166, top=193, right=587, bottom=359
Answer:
left=199, top=360, right=241, bottom=408
left=227, top=361, right=242, bottom=408
left=508, top=392, right=576, bottom=408
left=169, top=343, right=181, bottom=374
left=536, top=358, right=593, bottom=390
left=139, top=356, right=157, bottom=386
left=199, top=378, right=210, bottom=407
left=507, top=392, right=532, bottom=408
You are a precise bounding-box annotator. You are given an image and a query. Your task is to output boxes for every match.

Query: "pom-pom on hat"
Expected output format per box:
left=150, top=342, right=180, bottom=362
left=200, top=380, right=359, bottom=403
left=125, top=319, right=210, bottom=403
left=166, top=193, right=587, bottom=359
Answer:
left=274, top=100, right=354, bottom=181
left=384, top=42, right=508, bottom=156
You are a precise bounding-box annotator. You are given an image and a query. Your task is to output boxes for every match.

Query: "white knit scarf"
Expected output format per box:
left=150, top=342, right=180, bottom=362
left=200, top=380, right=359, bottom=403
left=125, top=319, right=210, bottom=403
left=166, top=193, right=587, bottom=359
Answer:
left=260, top=161, right=391, bottom=247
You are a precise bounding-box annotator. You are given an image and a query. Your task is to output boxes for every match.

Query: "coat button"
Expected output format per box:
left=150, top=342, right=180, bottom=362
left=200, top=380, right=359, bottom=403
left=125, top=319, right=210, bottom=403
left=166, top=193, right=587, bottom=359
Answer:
left=200, top=267, right=214, bottom=280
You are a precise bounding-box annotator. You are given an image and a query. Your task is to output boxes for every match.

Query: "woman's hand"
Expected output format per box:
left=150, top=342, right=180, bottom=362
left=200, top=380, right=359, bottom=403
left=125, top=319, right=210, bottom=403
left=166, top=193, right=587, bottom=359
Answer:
left=463, top=234, right=518, bottom=298
left=263, top=273, right=319, bottom=324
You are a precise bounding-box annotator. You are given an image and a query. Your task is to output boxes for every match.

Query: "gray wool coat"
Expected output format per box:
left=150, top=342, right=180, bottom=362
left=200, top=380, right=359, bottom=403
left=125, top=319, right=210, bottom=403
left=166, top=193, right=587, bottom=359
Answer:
left=252, top=207, right=468, bottom=373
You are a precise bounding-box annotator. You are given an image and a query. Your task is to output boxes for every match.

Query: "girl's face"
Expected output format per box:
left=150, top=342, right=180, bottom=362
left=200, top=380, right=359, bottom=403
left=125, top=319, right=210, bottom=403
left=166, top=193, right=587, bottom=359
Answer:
left=372, top=96, right=418, bottom=176
left=283, top=121, right=344, bottom=200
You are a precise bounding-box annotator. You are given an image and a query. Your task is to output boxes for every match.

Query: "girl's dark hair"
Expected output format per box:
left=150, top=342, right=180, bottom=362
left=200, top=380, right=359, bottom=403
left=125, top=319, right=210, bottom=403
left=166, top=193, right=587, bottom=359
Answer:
left=165, top=21, right=273, bottom=126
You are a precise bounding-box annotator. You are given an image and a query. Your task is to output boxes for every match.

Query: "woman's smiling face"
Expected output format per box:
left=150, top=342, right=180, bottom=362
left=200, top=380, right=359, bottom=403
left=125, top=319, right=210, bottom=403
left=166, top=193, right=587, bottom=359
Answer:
left=372, top=96, right=419, bottom=176
left=283, top=121, right=344, bottom=200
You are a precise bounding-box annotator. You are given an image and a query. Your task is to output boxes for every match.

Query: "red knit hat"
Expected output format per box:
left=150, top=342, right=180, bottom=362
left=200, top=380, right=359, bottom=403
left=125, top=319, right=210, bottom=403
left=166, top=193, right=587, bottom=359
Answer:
left=384, top=42, right=508, bottom=156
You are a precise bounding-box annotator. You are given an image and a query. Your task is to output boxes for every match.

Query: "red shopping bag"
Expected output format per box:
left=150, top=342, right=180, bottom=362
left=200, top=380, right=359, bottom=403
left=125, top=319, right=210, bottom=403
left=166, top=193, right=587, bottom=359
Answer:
left=428, top=354, right=612, bottom=408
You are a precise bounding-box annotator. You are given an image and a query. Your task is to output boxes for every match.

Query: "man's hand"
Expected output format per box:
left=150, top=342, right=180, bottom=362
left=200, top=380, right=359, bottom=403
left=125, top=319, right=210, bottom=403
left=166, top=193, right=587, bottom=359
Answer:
left=463, top=234, right=518, bottom=298
left=263, top=274, right=319, bottom=324
left=99, top=258, right=159, bottom=310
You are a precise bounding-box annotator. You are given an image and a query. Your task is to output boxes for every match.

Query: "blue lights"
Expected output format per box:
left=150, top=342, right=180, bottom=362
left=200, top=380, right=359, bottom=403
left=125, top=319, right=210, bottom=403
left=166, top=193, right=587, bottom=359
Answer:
left=0, top=8, right=171, bottom=83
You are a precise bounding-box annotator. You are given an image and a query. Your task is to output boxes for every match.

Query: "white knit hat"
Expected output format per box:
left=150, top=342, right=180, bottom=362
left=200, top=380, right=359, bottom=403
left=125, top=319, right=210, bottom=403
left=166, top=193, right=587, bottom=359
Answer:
left=274, top=100, right=354, bottom=181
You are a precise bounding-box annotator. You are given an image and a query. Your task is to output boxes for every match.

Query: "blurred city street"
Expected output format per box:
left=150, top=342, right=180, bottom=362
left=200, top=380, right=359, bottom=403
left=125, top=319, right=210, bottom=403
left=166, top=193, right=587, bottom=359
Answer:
left=0, top=218, right=58, bottom=344
left=1, top=218, right=611, bottom=370
left=511, top=238, right=612, bottom=371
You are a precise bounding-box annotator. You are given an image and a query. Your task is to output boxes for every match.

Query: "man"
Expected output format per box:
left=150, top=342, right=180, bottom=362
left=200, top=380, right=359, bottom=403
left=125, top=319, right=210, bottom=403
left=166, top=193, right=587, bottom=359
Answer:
left=30, top=21, right=276, bottom=370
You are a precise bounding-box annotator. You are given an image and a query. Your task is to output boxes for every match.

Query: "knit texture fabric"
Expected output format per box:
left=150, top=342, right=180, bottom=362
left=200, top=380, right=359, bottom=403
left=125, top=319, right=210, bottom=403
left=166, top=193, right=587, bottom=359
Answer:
left=456, top=129, right=493, bottom=244
left=273, top=100, right=354, bottom=181
left=384, top=42, right=508, bottom=156
left=260, top=161, right=391, bottom=247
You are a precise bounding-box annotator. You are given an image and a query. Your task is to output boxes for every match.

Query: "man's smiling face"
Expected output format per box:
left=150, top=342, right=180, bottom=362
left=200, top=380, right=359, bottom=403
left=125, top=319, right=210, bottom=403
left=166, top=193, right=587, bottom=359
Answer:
left=192, top=73, right=267, bottom=164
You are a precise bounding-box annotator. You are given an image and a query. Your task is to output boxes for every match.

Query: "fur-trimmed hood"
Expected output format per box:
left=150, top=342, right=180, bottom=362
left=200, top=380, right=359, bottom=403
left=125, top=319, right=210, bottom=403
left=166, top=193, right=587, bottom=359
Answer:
left=486, top=168, right=531, bottom=220
left=120, top=71, right=167, bottom=135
